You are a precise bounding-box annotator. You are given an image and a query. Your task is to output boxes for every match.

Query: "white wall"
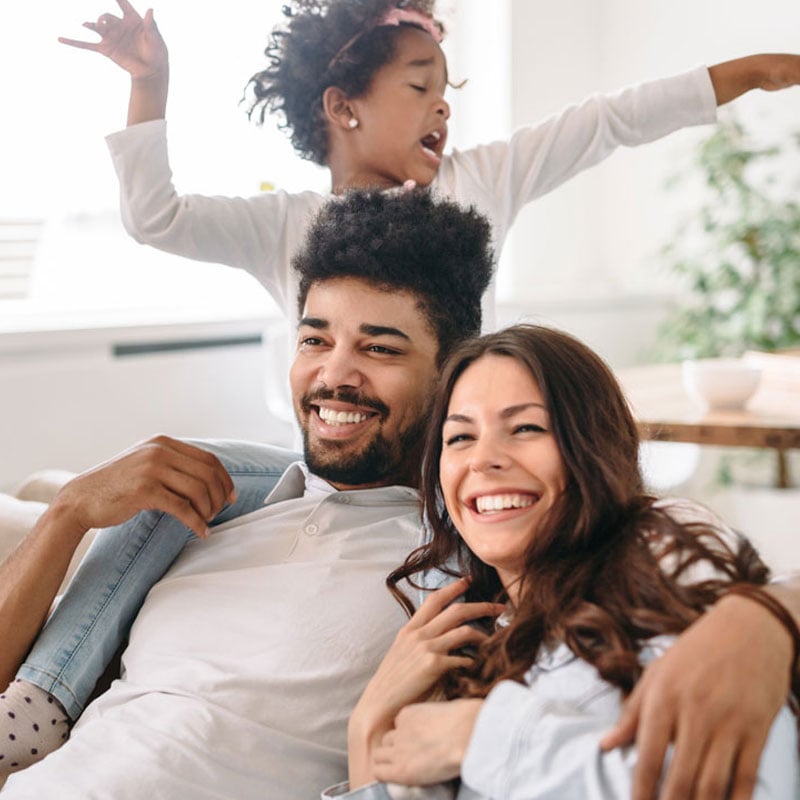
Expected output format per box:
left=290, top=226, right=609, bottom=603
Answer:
left=503, top=0, right=800, bottom=310
left=0, top=318, right=294, bottom=492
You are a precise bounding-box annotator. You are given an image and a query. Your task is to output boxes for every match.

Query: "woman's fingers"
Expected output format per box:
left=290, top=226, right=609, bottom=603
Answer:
left=410, top=577, right=472, bottom=625
left=420, top=598, right=505, bottom=640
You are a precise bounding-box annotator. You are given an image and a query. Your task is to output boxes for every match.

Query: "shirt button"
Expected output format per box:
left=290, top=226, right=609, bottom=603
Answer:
left=304, top=523, right=319, bottom=535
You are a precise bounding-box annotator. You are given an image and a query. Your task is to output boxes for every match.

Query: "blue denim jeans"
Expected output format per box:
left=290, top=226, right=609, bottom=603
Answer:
left=17, top=439, right=299, bottom=720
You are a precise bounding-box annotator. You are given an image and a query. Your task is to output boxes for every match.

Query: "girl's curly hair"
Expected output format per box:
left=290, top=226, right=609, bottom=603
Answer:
left=244, top=0, right=443, bottom=165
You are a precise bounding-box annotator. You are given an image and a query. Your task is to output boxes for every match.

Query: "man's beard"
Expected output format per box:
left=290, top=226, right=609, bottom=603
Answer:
left=300, top=388, right=428, bottom=487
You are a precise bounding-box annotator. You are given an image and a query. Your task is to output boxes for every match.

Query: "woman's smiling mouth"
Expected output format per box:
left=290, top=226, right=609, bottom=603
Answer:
left=472, top=493, right=539, bottom=514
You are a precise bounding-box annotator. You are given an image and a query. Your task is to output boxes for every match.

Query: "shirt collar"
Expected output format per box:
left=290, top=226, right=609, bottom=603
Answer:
left=263, top=461, right=420, bottom=506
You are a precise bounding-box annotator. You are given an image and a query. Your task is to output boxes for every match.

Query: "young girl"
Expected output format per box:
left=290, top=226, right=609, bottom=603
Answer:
left=58, top=0, right=800, bottom=333
left=2, top=0, right=799, bottom=776
left=335, top=324, right=800, bottom=799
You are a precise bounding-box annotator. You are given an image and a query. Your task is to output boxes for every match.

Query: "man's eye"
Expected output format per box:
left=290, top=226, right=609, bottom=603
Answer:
left=367, top=345, right=400, bottom=355
left=410, top=84, right=426, bottom=92
left=299, top=336, right=323, bottom=347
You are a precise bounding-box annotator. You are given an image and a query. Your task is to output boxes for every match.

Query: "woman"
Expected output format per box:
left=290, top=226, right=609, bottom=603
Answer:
left=325, top=324, right=799, bottom=799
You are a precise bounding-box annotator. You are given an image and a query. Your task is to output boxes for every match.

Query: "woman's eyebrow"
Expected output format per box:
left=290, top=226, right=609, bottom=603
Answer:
left=444, top=403, right=547, bottom=425
left=501, top=402, right=547, bottom=419
left=444, top=413, right=472, bottom=424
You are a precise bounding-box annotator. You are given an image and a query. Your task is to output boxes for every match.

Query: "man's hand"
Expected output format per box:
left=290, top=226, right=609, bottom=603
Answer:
left=600, top=593, right=793, bottom=799
left=0, top=435, right=234, bottom=687
left=372, top=698, right=483, bottom=786
left=50, top=435, right=236, bottom=541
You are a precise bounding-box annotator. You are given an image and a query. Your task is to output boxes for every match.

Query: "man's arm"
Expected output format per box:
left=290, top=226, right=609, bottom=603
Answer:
left=0, top=435, right=234, bottom=688
left=601, top=577, right=799, bottom=800
left=709, top=53, right=800, bottom=105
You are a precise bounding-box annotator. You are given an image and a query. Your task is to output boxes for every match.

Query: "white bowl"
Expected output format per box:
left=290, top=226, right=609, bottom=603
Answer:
left=682, top=358, right=763, bottom=411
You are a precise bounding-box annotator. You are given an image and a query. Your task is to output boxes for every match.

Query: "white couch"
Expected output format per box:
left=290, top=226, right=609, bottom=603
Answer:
left=0, top=470, right=94, bottom=593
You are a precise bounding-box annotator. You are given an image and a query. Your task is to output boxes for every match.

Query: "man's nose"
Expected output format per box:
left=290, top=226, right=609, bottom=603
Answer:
left=317, top=347, right=364, bottom=390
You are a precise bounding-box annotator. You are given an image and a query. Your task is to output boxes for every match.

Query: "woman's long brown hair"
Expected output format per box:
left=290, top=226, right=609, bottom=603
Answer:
left=387, top=324, right=769, bottom=698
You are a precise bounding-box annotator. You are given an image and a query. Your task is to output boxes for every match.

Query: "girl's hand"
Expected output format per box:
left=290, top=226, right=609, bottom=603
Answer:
left=59, top=0, right=168, bottom=81
left=373, top=699, right=484, bottom=785
left=348, top=577, right=502, bottom=787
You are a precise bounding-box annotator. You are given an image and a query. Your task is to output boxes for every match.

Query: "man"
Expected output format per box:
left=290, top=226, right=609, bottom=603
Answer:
left=0, top=189, right=494, bottom=798
left=0, top=190, right=798, bottom=799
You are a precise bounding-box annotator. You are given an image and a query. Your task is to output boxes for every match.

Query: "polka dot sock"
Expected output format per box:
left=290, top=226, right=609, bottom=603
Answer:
left=0, top=679, right=70, bottom=777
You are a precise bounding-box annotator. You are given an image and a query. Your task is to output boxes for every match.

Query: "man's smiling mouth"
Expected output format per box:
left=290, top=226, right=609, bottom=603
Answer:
left=317, top=407, right=373, bottom=426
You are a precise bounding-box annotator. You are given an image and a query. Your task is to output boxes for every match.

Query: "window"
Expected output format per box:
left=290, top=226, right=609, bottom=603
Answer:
left=1, top=0, right=330, bottom=318
left=2, top=2, right=509, bottom=323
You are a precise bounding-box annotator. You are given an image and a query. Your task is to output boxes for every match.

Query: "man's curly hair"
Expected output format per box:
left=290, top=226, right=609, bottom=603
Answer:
left=245, top=0, right=443, bottom=165
left=293, top=188, right=493, bottom=364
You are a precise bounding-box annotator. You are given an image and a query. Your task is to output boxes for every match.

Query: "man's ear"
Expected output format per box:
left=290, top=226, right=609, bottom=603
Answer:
left=323, top=86, right=357, bottom=130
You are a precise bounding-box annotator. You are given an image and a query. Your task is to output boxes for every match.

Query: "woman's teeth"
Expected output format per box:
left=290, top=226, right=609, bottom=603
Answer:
left=475, top=494, right=535, bottom=514
left=318, top=407, right=370, bottom=426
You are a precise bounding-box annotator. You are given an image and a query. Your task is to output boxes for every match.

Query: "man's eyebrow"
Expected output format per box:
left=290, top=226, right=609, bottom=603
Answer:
left=359, top=323, right=411, bottom=341
left=298, top=317, right=328, bottom=330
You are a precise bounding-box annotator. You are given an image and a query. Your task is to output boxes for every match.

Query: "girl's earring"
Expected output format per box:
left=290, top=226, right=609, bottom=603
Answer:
left=348, top=118, right=359, bottom=129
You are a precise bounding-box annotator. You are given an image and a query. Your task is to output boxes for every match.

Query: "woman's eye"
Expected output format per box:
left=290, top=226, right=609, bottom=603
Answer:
left=515, top=424, right=546, bottom=434
left=444, top=433, right=472, bottom=446
left=410, top=84, right=426, bottom=92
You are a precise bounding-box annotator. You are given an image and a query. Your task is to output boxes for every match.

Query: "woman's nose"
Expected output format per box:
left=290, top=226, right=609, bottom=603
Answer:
left=469, top=435, right=509, bottom=472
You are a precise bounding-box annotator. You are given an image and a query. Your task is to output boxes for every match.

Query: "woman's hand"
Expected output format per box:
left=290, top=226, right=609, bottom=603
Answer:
left=373, top=699, right=484, bottom=785
left=348, top=577, right=503, bottom=787
left=59, top=0, right=167, bottom=81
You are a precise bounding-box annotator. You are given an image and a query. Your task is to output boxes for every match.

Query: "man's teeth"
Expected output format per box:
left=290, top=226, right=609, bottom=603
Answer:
left=318, top=407, right=370, bottom=426
left=475, top=494, right=535, bottom=514
left=430, top=130, right=441, bottom=142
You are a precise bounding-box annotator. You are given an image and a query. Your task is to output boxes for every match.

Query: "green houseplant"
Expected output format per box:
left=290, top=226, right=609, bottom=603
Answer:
left=657, top=116, right=800, bottom=360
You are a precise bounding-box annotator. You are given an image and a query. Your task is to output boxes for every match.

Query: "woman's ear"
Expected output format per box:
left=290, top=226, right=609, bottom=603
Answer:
left=323, top=86, right=358, bottom=130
